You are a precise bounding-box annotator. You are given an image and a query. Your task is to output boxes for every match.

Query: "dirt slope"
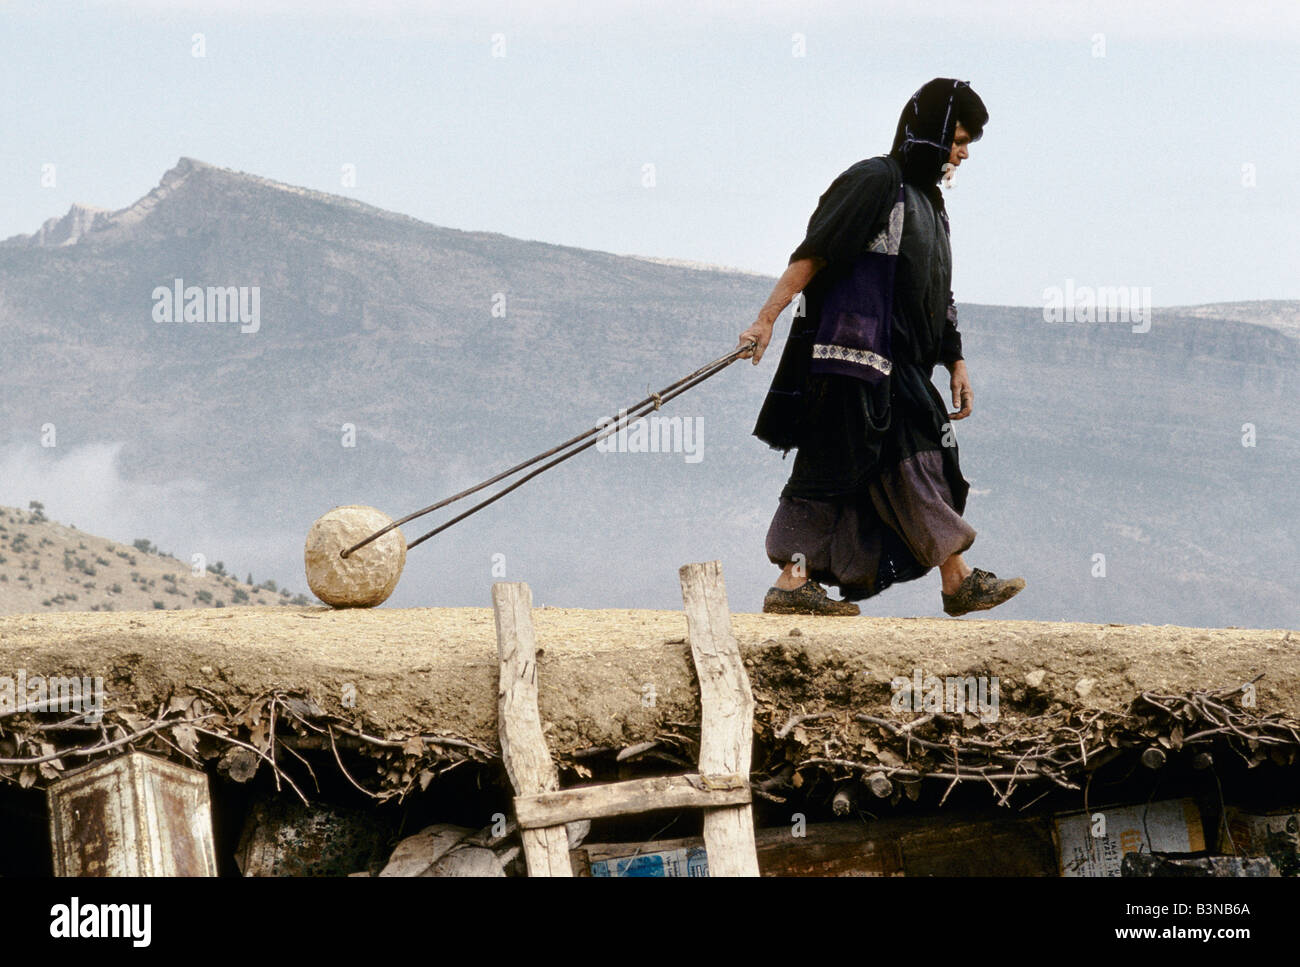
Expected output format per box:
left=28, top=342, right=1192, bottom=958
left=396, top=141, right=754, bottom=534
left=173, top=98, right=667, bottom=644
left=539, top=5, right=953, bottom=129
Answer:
left=0, top=504, right=306, bottom=614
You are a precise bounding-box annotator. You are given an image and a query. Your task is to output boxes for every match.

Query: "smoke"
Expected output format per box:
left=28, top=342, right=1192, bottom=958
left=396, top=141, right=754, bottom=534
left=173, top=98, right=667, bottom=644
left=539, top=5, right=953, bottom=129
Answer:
left=0, top=441, right=323, bottom=597
left=0, top=441, right=206, bottom=545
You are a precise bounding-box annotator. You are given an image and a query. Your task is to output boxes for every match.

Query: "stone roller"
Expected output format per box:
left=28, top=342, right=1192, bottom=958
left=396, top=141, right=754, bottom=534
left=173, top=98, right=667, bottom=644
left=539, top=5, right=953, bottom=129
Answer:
left=303, top=505, right=406, bottom=608
left=304, top=342, right=756, bottom=608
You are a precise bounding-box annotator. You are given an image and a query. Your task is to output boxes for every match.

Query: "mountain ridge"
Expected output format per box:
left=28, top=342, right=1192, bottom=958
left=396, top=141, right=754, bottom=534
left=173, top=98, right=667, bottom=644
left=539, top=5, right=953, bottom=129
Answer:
left=7, top=157, right=1296, bottom=332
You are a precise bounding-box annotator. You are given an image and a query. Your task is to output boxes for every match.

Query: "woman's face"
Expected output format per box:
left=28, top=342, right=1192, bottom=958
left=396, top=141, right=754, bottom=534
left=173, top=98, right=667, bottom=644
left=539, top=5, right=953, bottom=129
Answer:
left=948, top=121, right=972, bottom=167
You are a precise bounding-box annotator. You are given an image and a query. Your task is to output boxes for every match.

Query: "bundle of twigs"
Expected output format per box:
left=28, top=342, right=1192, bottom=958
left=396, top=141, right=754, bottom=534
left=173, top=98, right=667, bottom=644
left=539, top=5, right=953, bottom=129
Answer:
left=753, top=676, right=1300, bottom=809
left=0, top=687, right=492, bottom=802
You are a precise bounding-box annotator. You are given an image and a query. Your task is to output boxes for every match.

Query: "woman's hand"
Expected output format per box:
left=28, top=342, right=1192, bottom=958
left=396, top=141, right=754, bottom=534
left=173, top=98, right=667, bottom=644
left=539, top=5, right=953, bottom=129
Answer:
left=737, top=318, right=774, bottom=365
left=947, top=359, right=973, bottom=419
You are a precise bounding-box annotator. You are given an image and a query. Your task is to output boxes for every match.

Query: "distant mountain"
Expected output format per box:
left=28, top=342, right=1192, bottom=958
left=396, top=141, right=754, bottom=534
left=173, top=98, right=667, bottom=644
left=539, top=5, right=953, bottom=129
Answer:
left=1, top=158, right=1296, bottom=628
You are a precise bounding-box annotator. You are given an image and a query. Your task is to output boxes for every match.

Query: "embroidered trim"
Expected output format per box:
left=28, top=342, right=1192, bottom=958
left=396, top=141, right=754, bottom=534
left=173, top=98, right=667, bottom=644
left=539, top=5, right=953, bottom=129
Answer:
left=866, top=199, right=905, bottom=255
left=812, top=343, right=892, bottom=375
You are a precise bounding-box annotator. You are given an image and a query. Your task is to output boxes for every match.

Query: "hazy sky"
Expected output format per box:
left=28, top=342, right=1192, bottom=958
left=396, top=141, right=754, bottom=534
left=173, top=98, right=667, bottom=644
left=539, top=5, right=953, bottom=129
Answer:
left=3, top=0, right=1298, bottom=306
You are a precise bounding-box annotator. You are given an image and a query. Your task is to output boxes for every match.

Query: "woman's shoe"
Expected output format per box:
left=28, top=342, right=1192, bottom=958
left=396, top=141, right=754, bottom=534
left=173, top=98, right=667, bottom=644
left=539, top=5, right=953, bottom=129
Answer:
left=942, top=568, right=1025, bottom=616
left=763, top=580, right=860, bottom=616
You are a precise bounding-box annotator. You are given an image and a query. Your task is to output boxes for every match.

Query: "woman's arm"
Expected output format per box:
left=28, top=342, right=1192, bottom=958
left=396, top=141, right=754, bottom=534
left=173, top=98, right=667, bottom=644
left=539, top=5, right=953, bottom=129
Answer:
left=737, top=256, right=825, bottom=365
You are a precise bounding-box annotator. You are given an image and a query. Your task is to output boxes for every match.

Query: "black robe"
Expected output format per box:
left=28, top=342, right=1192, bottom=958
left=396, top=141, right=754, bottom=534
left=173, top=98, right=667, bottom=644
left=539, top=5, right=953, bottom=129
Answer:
left=753, top=154, right=969, bottom=510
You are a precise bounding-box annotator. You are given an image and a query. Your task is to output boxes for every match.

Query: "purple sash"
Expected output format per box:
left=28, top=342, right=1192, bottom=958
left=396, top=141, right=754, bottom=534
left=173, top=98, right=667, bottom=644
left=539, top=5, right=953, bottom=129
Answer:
left=808, top=184, right=906, bottom=384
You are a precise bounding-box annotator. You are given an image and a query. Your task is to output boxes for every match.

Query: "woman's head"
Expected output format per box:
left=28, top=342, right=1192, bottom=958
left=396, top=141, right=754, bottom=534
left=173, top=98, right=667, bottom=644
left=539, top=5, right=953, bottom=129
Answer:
left=889, top=78, right=988, bottom=186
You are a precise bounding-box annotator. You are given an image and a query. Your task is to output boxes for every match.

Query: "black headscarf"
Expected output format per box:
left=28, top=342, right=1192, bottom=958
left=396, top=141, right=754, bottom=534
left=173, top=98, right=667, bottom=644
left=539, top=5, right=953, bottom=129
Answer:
left=888, top=78, right=988, bottom=189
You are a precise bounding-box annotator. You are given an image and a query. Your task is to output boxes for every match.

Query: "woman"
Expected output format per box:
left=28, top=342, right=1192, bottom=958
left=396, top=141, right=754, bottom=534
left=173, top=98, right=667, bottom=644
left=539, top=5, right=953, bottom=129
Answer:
left=738, top=78, right=1024, bottom=617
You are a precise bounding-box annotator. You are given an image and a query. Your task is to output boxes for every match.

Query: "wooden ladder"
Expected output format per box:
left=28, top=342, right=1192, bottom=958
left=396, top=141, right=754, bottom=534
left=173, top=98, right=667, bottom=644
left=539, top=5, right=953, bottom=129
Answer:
left=492, top=560, right=760, bottom=877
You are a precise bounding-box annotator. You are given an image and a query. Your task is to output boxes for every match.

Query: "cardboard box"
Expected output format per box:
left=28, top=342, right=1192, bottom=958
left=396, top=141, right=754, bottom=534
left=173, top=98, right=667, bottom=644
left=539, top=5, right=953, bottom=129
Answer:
left=589, top=845, right=709, bottom=877
left=1053, top=798, right=1205, bottom=877
left=1219, top=807, right=1300, bottom=877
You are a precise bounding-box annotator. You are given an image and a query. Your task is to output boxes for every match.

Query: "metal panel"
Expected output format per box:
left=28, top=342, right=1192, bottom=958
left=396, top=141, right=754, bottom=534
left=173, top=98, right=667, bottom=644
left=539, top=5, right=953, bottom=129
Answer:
left=47, top=752, right=218, bottom=876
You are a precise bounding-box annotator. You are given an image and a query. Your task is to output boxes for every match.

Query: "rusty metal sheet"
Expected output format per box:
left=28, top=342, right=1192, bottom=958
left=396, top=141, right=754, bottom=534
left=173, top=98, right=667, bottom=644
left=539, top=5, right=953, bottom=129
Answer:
left=235, top=799, right=392, bottom=877
left=47, top=752, right=217, bottom=876
left=898, top=817, right=1057, bottom=876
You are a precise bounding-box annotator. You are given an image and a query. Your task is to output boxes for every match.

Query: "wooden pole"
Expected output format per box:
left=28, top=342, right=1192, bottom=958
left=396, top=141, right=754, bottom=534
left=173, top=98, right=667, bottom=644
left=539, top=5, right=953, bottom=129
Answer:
left=1140, top=747, right=1167, bottom=770
left=514, top=773, right=750, bottom=829
left=678, top=561, right=760, bottom=877
left=492, top=582, right=572, bottom=876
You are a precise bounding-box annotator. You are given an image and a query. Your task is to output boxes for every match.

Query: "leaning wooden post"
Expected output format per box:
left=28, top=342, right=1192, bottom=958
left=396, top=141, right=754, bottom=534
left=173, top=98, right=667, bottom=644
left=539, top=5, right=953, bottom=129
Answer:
left=492, top=582, right=572, bottom=876
left=678, top=561, right=760, bottom=877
